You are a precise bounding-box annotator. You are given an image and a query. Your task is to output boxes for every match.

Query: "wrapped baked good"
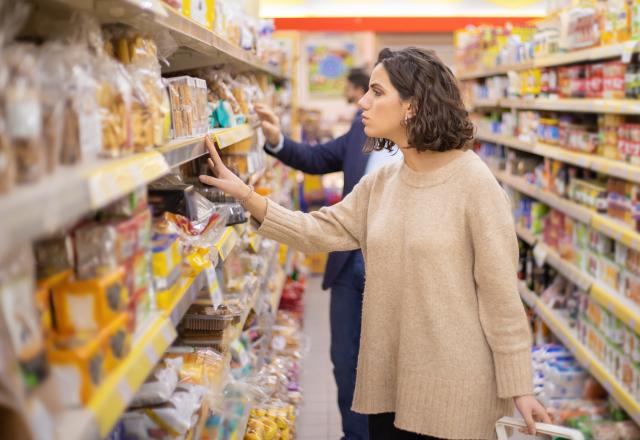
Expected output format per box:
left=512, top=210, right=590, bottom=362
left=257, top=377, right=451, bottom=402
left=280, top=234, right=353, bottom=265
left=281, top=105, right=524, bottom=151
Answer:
left=4, top=45, right=45, bottom=184
left=94, top=55, right=133, bottom=158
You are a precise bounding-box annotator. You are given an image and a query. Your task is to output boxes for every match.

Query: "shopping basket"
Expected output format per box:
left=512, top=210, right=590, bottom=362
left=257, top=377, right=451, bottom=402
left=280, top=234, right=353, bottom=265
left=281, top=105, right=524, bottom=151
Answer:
left=496, top=417, right=585, bottom=440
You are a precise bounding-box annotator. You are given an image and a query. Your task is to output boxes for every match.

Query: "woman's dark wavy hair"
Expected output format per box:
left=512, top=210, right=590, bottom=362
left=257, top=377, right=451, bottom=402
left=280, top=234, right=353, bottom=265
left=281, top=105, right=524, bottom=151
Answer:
left=365, top=47, right=475, bottom=153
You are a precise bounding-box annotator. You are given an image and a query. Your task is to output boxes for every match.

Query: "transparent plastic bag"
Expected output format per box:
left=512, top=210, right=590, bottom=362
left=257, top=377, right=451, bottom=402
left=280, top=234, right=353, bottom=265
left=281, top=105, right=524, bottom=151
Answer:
left=4, top=44, right=45, bottom=185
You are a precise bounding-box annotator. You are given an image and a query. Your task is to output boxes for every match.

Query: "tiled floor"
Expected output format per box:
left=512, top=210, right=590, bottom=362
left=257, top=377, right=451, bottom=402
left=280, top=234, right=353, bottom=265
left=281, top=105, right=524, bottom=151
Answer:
left=297, top=275, right=343, bottom=440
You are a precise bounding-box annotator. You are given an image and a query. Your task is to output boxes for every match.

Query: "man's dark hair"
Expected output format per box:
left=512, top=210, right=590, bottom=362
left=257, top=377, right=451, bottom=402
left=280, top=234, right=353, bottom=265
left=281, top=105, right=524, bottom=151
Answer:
left=365, top=47, right=474, bottom=153
left=347, top=68, right=370, bottom=93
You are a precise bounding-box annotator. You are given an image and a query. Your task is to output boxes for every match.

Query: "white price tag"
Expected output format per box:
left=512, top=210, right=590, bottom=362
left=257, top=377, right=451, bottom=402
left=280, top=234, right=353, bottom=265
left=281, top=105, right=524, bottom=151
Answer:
left=206, top=267, right=223, bottom=308
left=622, top=40, right=639, bottom=64
left=533, top=244, right=548, bottom=267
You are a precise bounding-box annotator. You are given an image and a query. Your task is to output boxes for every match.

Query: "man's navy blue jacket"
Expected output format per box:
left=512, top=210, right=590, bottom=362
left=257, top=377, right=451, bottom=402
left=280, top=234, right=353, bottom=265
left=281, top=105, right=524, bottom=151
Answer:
left=264, top=112, right=368, bottom=290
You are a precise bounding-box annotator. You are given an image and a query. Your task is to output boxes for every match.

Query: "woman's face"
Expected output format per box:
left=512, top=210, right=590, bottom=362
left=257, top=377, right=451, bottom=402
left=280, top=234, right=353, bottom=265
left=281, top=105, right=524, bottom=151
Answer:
left=358, top=63, right=411, bottom=145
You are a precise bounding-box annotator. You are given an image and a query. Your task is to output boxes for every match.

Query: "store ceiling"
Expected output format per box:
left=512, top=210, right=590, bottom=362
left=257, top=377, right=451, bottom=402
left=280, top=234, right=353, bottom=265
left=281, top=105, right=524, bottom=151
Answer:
left=261, top=0, right=547, bottom=18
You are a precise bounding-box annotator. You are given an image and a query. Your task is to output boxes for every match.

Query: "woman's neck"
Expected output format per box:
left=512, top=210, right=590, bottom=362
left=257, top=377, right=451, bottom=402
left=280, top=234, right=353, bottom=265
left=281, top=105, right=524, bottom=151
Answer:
left=401, top=147, right=465, bottom=173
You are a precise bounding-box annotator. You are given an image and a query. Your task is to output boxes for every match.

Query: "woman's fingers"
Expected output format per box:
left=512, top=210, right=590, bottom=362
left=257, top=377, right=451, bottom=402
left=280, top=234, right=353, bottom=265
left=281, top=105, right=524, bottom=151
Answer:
left=199, top=174, right=222, bottom=187
left=207, top=158, right=218, bottom=176
left=534, top=405, right=552, bottom=424
left=204, top=135, right=224, bottom=167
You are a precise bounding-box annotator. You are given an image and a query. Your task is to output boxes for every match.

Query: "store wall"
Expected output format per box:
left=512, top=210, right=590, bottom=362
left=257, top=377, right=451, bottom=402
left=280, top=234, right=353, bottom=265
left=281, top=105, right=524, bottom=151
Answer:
left=296, top=32, right=376, bottom=134
left=375, top=33, right=455, bottom=69
left=293, top=32, right=455, bottom=134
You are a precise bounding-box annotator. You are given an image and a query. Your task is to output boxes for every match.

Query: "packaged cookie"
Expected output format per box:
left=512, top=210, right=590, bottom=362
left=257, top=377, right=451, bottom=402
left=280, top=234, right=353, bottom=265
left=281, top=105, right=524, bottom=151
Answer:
left=94, top=56, right=133, bottom=158
left=4, top=45, right=45, bottom=184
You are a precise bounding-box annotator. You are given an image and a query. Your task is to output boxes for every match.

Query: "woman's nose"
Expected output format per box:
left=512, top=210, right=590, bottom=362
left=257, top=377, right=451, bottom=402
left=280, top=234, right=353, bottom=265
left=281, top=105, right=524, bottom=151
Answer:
left=358, top=94, right=369, bottom=110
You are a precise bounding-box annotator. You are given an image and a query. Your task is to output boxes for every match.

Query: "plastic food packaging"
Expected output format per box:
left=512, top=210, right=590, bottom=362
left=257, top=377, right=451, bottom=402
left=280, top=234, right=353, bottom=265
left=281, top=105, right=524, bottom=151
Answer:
left=122, top=383, right=206, bottom=439
left=167, top=75, right=208, bottom=138
left=129, top=358, right=182, bottom=408
left=180, top=302, right=234, bottom=332
left=152, top=233, right=182, bottom=287
left=103, top=312, right=133, bottom=373
left=73, top=222, right=119, bottom=280
left=95, top=55, right=133, bottom=157
left=33, top=235, right=74, bottom=281
left=48, top=332, right=107, bottom=406
left=0, top=249, right=48, bottom=391
left=52, top=267, right=128, bottom=335
left=4, top=45, right=45, bottom=184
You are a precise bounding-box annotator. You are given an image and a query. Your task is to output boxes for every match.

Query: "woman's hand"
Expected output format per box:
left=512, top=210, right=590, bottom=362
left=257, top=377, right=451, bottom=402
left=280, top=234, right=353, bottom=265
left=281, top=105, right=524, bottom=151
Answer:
left=198, top=135, right=249, bottom=199
left=199, top=134, right=268, bottom=223
left=514, top=395, right=552, bottom=435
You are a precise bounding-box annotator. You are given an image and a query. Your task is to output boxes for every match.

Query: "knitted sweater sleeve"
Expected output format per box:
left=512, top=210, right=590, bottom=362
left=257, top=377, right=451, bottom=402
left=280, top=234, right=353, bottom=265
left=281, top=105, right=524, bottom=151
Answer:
left=256, top=173, right=373, bottom=254
left=469, top=176, right=534, bottom=399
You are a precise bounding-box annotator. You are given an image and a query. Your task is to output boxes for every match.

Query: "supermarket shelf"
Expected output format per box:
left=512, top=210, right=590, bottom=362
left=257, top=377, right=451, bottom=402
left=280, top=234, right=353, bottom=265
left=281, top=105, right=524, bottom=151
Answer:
left=0, top=152, right=167, bottom=261
left=87, top=314, right=177, bottom=437
left=517, top=281, right=538, bottom=308
left=502, top=97, right=640, bottom=115
left=477, top=129, right=640, bottom=184
left=590, top=282, right=640, bottom=335
left=534, top=242, right=594, bottom=292
left=0, top=125, right=256, bottom=261
left=495, top=171, right=593, bottom=224
left=270, top=267, right=287, bottom=312
left=494, top=170, right=640, bottom=253
left=534, top=299, right=640, bottom=424
left=166, top=272, right=206, bottom=327
left=214, top=226, right=239, bottom=261
left=515, top=225, right=538, bottom=247
left=58, top=273, right=208, bottom=439
left=160, top=125, right=255, bottom=168
left=471, top=98, right=500, bottom=108
left=459, top=42, right=640, bottom=80
left=43, top=0, right=287, bottom=79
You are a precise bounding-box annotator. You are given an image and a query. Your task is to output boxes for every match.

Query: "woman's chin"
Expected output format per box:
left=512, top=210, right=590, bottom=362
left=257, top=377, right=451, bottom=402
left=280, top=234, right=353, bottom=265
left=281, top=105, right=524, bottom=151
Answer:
left=363, top=125, right=376, bottom=137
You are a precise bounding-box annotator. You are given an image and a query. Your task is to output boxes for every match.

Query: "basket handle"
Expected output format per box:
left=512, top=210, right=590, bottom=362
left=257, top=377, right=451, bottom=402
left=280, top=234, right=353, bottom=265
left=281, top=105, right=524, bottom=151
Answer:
left=496, top=417, right=585, bottom=440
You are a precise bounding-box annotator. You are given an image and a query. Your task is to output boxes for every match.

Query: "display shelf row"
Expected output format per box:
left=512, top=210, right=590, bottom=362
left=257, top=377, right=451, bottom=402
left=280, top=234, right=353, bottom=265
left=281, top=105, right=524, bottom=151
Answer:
left=40, top=0, right=288, bottom=79
left=458, top=41, right=639, bottom=81
left=472, top=96, right=640, bottom=115
left=476, top=129, right=640, bottom=184
left=495, top=170, right=640, bottom=252
left=514, top=220, right=640, bottom=336
left=517, top=282, right=640, bottom=424
left=0, top=125, right=254, bottom=261
left=56, top=223, right=243, bottom=440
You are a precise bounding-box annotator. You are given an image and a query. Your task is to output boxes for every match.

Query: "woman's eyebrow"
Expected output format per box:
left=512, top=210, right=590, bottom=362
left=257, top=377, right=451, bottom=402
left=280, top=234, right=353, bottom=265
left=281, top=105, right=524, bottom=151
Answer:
left=370, top=82, right=384, bottom=91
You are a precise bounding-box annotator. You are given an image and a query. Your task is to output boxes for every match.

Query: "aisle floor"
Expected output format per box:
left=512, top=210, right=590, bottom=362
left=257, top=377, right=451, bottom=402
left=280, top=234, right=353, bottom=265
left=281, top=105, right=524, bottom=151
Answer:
left=297, top=275, right=344, bottom=440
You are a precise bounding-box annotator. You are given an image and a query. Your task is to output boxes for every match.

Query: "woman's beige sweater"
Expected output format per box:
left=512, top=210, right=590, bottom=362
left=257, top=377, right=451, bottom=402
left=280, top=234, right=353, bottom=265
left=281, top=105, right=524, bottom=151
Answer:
left=257, top=150, right=533, bottom=439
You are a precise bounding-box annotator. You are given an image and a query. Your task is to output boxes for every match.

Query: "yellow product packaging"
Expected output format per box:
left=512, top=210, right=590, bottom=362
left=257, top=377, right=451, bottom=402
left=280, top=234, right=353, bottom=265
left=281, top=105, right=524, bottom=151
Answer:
left=152, top=234, right=182, bottom=280
left=47, top=332, right=107, bottom=406
left=36, top=269, right=73, bottom=336
left=182, top=0, right=215, bottom=29
left=600, top=257, right=621, bottom=291
left=184, top=247, right=211, bottom=276
left=155, top=283, right=178, bottom=310
left=52, top=267, right=128, bottom=335
left=103, top=312, right=132, bottom=373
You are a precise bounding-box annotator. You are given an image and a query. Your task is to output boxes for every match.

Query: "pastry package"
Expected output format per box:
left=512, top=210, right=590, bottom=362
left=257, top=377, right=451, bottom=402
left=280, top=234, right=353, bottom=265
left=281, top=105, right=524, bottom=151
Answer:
left=129, top=358, right=182, bottom=408
left=0, top=1, right=31, bottom=193
left=122, top=383, right=207, bottom=439
left=3, top=44, right=45, bottom=184
left=106, top=28, right=169, bottom=149
left=0, top=248, right=49, bottom=392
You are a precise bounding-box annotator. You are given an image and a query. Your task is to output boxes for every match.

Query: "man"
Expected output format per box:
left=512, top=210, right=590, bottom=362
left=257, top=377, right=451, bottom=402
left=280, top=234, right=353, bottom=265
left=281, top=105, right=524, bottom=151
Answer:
left=255, top=68, right=401, bottom=440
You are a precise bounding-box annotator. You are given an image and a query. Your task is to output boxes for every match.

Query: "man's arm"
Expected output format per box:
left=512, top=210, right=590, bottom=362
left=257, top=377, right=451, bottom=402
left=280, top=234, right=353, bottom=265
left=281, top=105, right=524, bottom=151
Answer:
left=264, top=132, right=348, bottom=175
left=256, top=103, right=354, bottom=175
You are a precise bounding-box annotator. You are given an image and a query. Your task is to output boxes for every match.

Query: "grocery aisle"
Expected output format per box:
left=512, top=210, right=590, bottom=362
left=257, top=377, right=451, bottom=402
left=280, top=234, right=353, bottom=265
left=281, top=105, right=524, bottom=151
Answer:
left=297, top=276, right=343, bottom=439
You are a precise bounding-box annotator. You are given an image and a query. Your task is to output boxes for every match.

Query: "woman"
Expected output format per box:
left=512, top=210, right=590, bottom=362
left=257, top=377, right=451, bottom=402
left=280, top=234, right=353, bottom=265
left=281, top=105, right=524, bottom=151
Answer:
left=200, top=47, right=550, bottom=439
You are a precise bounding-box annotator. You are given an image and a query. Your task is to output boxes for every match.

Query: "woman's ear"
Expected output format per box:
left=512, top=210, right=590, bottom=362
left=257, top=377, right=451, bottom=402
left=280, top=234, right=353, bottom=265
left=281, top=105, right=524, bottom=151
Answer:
left=405, top=101, right=417, bottom=119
